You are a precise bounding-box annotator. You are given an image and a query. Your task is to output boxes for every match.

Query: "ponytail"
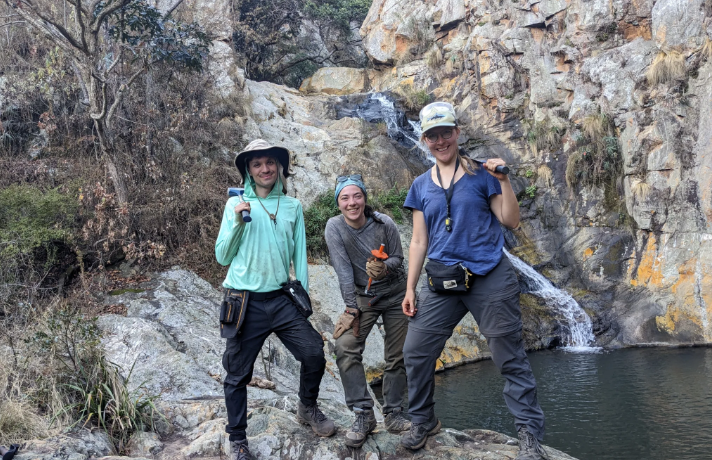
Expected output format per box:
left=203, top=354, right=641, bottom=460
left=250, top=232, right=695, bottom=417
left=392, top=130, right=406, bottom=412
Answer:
left=459, top=148, right=480, bottom=176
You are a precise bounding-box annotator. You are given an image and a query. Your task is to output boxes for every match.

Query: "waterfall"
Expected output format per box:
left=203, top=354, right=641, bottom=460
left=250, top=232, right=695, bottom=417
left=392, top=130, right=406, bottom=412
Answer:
left=504, top=249, right=599, bottom=351
left=336, top=92, right=433, bottom=161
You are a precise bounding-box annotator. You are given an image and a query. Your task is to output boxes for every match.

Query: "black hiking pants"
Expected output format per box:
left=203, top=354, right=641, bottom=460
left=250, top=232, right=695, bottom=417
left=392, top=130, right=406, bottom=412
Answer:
left=222, top=292, right=326, bottom=442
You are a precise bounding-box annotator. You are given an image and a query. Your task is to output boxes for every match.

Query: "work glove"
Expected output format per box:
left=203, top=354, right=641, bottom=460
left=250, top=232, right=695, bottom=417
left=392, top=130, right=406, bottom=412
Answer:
left=333, top=307, right=360, bottom=339
left=366, top=257, right=388, bottom=280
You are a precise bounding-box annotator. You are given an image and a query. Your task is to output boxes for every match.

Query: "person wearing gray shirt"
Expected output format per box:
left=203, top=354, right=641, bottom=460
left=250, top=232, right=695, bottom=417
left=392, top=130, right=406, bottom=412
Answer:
left=325, top=174, right=411, bottom=448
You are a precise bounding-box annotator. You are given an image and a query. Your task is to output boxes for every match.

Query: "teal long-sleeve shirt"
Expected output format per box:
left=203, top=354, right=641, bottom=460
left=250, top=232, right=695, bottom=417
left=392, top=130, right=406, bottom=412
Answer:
left=215, top=175, right=309, bottom=293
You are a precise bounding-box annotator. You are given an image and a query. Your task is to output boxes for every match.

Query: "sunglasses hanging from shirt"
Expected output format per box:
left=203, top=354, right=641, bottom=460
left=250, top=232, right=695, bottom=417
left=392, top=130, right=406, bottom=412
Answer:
left=435, top=156, right=459, bottom=232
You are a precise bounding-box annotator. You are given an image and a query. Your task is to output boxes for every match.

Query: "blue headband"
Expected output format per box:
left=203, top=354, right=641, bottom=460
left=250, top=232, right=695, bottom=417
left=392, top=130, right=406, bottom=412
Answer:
left=334, top=178, right=367, bottom=204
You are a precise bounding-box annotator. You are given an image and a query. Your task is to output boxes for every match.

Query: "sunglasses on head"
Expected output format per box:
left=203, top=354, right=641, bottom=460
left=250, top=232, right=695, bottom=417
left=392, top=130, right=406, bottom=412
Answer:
left=423, top=128, right=455, bottom=143
left=336, top=174, right=363, bottom=183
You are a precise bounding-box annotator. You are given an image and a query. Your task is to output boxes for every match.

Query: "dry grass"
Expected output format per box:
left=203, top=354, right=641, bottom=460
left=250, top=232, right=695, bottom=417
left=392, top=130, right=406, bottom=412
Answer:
left=537, top=165, right=553, bottom=186
left=702, top=38, right=712, bottom=61
left=646, top=50, right=686, bottom=86
left=425, top=47, right=443, bottom=70
left=565, top=151, right=582, bottom=188
left=581, top=114, right=607, bottom=140
left=631, top=179, right=652, bottom=201
left=396, top=83, right=431, bottom=112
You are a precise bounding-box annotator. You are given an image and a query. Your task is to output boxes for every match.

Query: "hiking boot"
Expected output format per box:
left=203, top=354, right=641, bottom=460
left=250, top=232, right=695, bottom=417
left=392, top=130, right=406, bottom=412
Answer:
left=384, top=408, right=412, bottom=433
left=297, top=401, right=336, bottom=437
left=344, top=407, right=377, bottom=448
left=516, top=427, right=550, bottom=460
left=229, top=440, right=254, bottom=460
left=400, top=416, right=441, bottom=450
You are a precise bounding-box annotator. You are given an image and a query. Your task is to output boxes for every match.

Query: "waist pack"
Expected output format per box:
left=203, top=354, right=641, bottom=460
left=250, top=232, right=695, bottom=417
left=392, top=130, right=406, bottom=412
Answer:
left=282, top=279, right=313, bottom=318
left=220, top=289, right=249, bottom=339
left=425, top=260, right=472, bottom=293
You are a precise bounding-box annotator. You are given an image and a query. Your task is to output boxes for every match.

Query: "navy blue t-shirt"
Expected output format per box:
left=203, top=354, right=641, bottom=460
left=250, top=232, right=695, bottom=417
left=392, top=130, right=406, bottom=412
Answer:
left=404, top=165, right=504, bottom=275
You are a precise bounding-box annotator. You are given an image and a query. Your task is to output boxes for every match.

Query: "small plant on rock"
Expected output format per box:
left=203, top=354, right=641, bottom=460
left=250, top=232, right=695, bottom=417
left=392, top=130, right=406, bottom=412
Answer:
left=646, top=50, right=686, bottom=86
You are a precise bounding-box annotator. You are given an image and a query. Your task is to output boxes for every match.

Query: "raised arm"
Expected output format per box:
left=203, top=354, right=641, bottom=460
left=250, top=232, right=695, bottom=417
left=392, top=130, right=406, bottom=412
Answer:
left=402, top=210, right=428, bottom=317
left=215, top=198, right=246, bottom=266
left=484, top=159, right=520, bottom=229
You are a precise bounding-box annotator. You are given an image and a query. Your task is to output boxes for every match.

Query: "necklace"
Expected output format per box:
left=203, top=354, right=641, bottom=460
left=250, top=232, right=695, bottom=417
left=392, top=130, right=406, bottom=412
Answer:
left=254, top=188, right=280, bottom=224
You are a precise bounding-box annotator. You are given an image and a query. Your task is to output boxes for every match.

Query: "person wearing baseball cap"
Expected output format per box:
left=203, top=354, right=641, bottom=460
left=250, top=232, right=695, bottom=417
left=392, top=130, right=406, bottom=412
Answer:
left=215, top=139, right=335, bottom=460
left=399, top=103, right=548, bottom=460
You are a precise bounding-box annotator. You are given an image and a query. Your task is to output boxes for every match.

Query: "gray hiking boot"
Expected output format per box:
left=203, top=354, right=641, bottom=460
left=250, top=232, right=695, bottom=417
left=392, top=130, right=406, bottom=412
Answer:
left=344, top=407, right=377, bottom=448
left=229, top=440, right=254, bottom=460
left=297, top=401, right=336, bottom=437
left=516, top=427, right=550, bottom=460
left=384, top=408, right=411, bottom=433
left=400, top=416, right=441, bottom=450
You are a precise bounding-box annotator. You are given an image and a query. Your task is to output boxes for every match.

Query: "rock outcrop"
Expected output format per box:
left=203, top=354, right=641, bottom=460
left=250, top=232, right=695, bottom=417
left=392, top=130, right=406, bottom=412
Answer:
left=14, top=269, right=575, bottom=459
left=293, top=0, right=712, bottom=346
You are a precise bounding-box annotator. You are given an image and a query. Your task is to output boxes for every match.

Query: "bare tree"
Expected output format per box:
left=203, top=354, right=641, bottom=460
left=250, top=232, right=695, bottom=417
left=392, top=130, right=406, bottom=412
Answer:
left=3, top=0, right=210, bottom=203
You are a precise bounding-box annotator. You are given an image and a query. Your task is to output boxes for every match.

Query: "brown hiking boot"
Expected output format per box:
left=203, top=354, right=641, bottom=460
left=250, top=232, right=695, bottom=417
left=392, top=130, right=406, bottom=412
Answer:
left=400, top=416, right=441, bottom=450
left=297, top=401, right=336, bottom=437
left=384, top=408, right=411, bottom=433
left=515, top=427, right=550, bottom=460
left=344, top=407, right=377, bottom=448
left=229, top=440, right=254, bottom=460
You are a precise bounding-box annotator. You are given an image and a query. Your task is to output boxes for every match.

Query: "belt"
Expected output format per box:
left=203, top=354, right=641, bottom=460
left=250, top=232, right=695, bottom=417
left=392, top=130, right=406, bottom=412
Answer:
left=250, top=289, right=284, bottom=301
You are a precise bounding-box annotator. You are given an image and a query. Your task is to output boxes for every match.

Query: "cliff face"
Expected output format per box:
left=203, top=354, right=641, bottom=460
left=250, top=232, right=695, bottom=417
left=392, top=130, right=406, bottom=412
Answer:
left=301, top=0, right=712, bottom=346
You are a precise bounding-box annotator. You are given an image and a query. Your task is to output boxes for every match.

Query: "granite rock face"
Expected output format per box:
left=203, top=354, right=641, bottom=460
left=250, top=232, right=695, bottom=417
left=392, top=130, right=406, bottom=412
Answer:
left=13, top=269, right=575, bottom=460
left=298, top=0, right=712, bottom=347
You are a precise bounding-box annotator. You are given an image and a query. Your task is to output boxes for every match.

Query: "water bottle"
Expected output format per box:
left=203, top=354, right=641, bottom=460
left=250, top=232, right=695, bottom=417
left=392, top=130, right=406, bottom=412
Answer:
left=227, top=187, right=252, bottom=223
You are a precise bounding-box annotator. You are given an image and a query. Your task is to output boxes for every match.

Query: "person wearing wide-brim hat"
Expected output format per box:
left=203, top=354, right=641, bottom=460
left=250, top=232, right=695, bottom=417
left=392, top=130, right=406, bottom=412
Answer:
left=399, top=103, right=549, bottom=459
left=215, top=139, right=335, bottom=460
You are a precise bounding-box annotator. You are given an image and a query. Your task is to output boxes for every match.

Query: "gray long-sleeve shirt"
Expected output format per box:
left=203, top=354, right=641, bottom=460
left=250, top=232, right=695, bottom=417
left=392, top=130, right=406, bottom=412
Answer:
left=324, top=212, right=405, bottom=309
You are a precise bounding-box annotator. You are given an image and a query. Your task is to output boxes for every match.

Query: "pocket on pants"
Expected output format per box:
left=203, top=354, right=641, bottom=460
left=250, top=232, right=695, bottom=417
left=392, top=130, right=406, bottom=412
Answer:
left=222, top=340, right=243, bottom=375
left=479, top=293, right=523, bottom=337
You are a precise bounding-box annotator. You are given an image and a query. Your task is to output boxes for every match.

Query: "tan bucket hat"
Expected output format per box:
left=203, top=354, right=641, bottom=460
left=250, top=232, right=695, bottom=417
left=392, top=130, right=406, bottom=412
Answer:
left=234, top=139, right=291, bottom=178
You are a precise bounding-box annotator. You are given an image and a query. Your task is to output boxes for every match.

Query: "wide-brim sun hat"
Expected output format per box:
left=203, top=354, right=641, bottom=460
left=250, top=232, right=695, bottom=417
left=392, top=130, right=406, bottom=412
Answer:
left=419, top=101, right=457, bottom=134
left=234, top=139, right=291, bottom=179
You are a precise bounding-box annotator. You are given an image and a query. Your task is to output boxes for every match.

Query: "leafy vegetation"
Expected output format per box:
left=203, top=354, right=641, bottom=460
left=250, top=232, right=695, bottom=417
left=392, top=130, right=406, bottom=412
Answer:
left=566, top=113, right=622, bottom=206
left=396, top=84, right=431, bottom=112
left=526, top=119, right=564, bottom=152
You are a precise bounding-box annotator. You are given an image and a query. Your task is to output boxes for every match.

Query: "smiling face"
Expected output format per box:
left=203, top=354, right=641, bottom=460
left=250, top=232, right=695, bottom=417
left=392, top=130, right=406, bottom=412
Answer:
left=247, top=155, right=279, bottom=191
left=337, top=185, right=367, bottom=228
left=423, top=126, right=460, bottom=164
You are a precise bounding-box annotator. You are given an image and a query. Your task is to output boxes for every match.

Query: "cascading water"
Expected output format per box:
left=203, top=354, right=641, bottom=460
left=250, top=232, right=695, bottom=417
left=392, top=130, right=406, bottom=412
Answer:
left=504, top=249, right=599, bottom=351
left=335, top=93, right=433, bottom=162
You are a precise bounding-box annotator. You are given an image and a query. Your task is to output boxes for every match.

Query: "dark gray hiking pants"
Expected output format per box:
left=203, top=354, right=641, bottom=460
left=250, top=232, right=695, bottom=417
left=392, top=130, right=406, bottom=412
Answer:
left=403, top=257, right=546, bottom=441
left=334, top=278, right=408, bottom=414
left=222, top=293, right=326, bottom=442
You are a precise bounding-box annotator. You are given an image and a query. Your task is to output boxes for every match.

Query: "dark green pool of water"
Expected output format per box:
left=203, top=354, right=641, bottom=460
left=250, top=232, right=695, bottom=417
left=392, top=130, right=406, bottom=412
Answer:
left=374, top=347, right=712, bottom=460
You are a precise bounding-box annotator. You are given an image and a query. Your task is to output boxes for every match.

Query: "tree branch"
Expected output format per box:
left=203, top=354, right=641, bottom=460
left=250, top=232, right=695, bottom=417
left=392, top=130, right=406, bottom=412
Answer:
left=91, top=0, right=131, bottom=34
left=106, top=64, right=146, bottom=127
left=90, top=82, right=107, bottom=121
left=75, top=0, right=89, bottom=54
left=163, top=0, right=185, bottom=19
left=0, top=21, right=25, bottom=28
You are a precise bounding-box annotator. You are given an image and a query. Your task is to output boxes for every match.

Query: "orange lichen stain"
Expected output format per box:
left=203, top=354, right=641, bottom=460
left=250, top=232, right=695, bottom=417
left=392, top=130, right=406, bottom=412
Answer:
left=555, top=55, right=571, bottom=72
left=478, top=51, right=492, bottom=74
left=631, top=235, right=664, bottom=287
left=583, top=247, right=595, bottom=261
left=656, top=305, right=703, bottom=334
left=394, top=35, right=409, bottom=56
left=530, top=28, right=545, bottom=45
left=620, top=20, right=652, bottom=41
left=671, top=259, right=696, bottom=295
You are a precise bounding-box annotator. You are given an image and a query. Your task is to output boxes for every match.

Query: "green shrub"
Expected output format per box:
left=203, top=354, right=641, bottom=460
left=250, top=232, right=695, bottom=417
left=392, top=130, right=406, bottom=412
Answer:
left=0, top=185, right=78, bottom=260
left=304, top=192, right=340, bottom=259
left=397, top=84, right=431, bottom=112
